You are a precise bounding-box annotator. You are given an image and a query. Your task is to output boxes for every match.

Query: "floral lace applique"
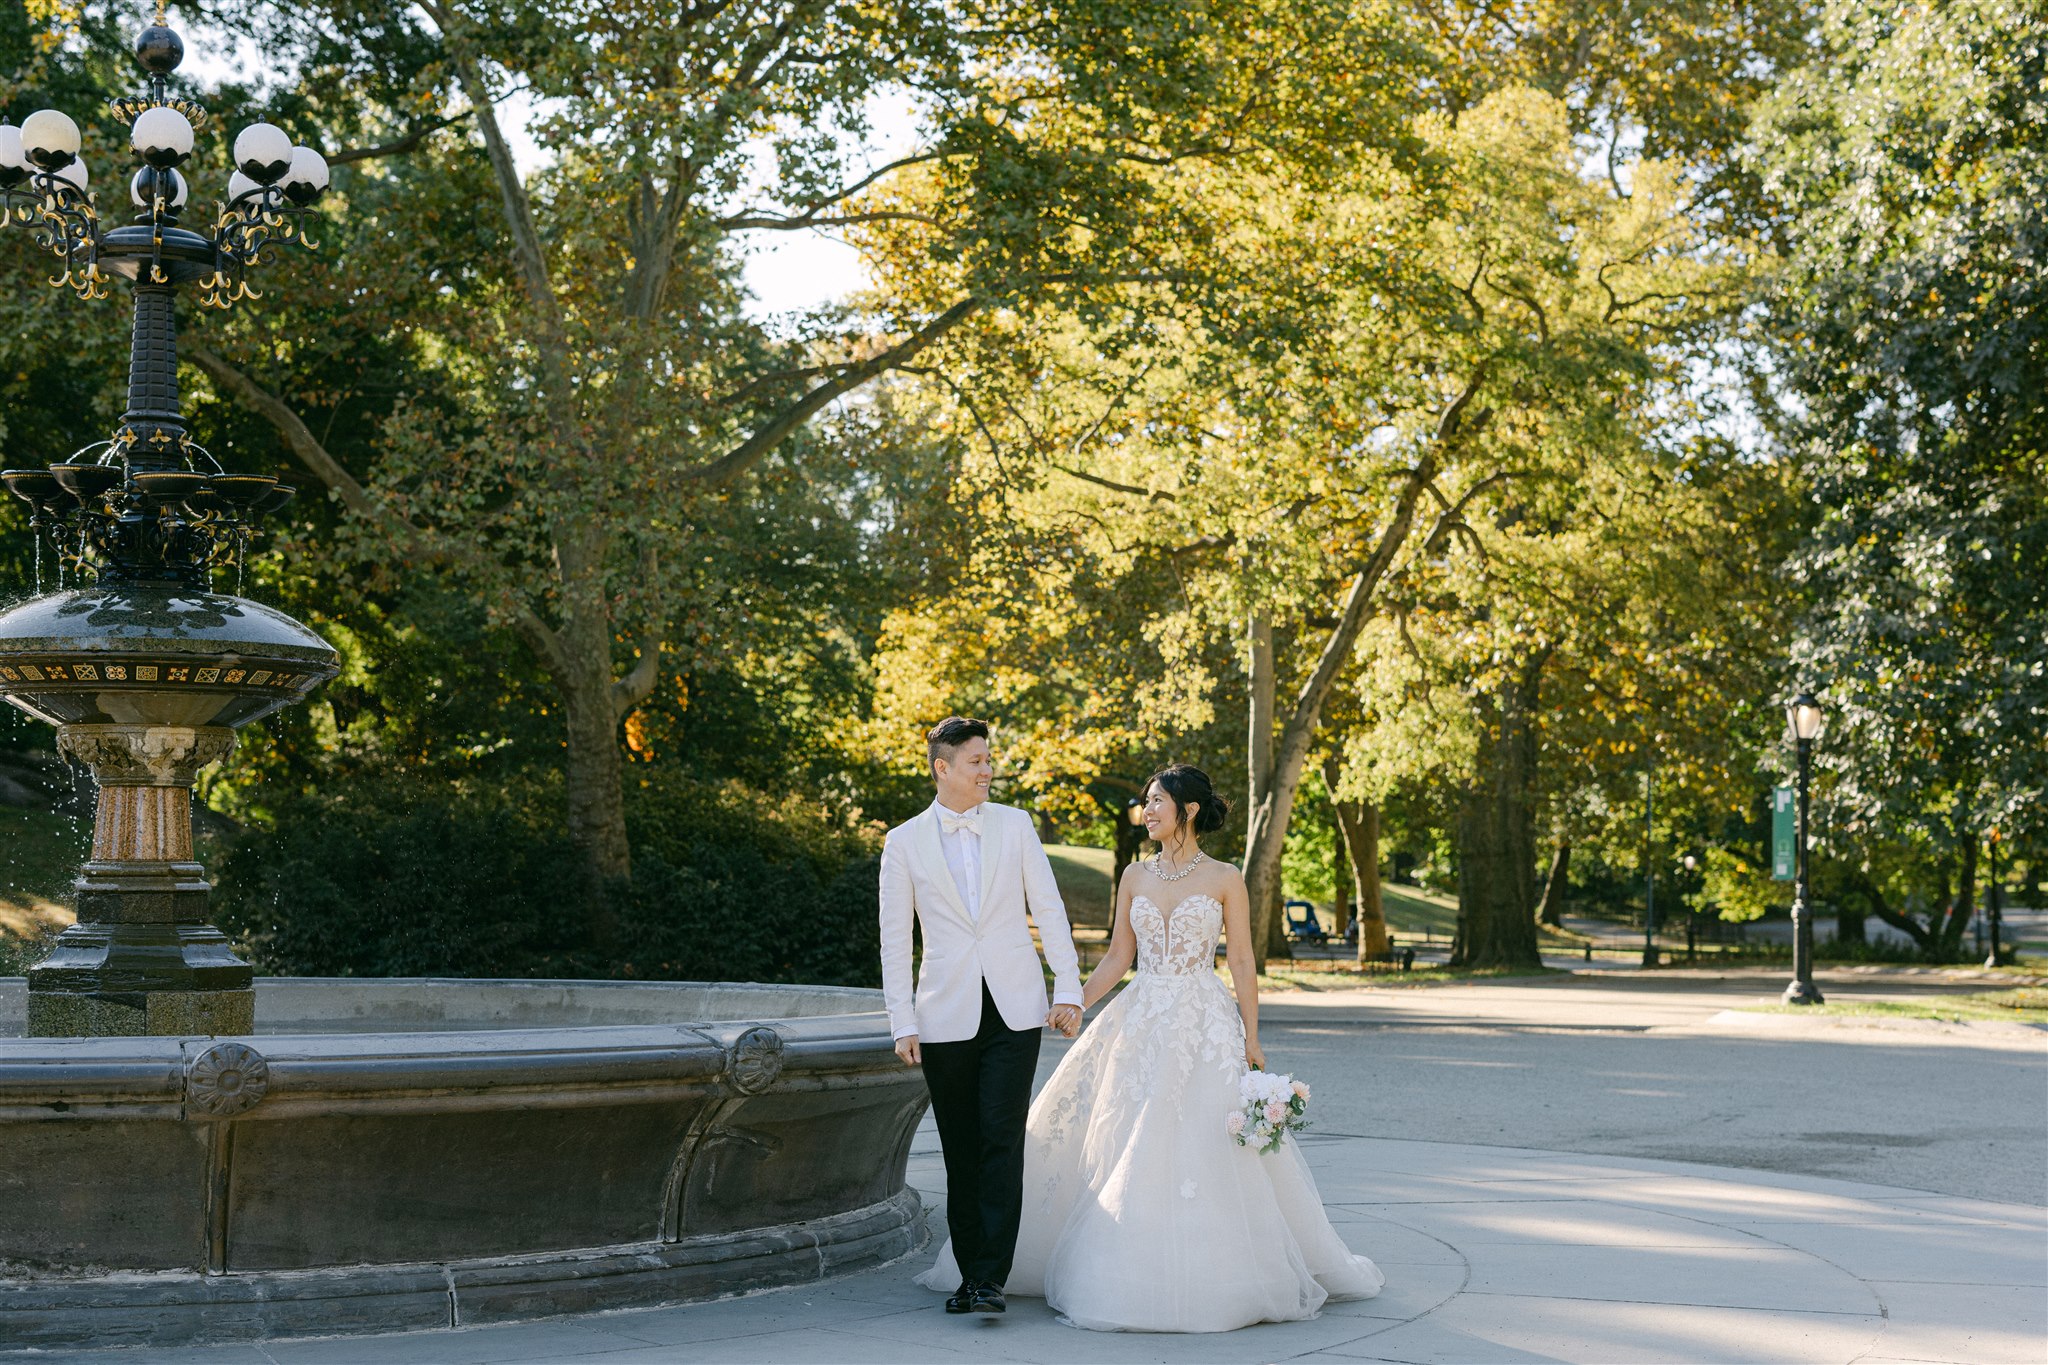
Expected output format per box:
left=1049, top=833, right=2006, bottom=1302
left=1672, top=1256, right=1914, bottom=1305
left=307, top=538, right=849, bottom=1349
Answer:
left=1106, top=894, right=1244, bottom=1105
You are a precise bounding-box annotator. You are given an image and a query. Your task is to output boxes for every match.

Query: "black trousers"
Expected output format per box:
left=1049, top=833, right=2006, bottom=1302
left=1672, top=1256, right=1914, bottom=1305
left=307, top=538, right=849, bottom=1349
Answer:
left=919, top=982, right=1042, bottom=1287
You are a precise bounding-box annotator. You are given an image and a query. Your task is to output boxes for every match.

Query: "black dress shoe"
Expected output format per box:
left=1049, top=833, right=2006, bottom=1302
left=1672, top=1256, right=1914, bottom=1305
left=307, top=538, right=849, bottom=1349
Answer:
left=969, top=1281, right=1006, bottom=1313
left=944, top=1282, right=976, bottom=1314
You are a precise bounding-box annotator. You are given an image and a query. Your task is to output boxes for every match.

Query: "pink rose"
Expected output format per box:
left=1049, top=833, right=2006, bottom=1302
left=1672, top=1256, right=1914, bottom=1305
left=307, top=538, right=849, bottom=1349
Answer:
left=1291, top=1081, right=1310, bottom=1101
left=1263, top=1100, right=1287, bottom=1124
left=1225, top=1111, right=1246, bottom=1137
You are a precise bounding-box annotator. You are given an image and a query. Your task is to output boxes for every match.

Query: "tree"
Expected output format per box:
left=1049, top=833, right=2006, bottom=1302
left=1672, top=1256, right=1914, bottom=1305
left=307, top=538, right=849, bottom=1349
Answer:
left=159, top=0, right=1312, bottom=947
left=1756, top=0, right=2048, bottom=957
left=1323, top=752, right=1389, bottom=960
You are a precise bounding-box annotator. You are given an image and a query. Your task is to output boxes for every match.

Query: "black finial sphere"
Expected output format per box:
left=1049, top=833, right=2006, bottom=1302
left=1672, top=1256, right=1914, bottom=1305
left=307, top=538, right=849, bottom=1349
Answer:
left=135, top=25, right=184, bottom=74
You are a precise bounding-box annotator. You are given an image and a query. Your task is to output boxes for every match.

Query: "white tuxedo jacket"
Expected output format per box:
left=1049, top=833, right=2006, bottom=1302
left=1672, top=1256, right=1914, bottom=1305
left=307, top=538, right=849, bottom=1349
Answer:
left=878, top=801, right=1084, bottom=1044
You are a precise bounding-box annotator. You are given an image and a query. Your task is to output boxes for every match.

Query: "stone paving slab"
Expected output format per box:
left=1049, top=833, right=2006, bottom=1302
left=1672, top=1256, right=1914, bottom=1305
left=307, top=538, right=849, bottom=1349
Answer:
left=6, top=1132, right=2041, bottom=1365
left=1314, top=1294, right=1887, bottom=1365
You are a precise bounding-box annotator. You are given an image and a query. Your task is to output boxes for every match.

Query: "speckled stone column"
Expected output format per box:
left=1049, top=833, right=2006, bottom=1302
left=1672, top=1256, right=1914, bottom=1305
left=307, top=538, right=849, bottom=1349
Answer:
left=25, top=723, right=251, bottom=1037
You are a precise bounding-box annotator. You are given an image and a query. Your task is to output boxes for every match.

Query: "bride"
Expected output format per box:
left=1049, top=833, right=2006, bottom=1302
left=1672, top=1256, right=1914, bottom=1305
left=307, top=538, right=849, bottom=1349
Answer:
left=918, top=763, right=1383, bottom=1331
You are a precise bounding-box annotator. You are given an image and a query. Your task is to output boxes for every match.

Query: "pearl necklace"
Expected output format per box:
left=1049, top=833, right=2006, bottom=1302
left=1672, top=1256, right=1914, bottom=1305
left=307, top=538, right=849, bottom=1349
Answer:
left=1150, top=849, right=1207, bottom=882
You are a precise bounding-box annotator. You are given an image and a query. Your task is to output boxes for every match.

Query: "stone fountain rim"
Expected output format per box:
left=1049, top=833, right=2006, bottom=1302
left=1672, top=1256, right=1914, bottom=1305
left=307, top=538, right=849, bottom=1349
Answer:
left=0, top=978, right=899, bottom=1120
left=0, top=980, right=928, bottom=1349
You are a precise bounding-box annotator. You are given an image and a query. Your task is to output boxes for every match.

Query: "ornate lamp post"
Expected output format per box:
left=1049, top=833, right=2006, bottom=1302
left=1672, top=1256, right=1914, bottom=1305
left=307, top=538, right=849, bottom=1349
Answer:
left=1782, top=691, right=1826, bottom=1006
left=0, top=10, right=338, bottom=1037
left=1111, top=795, right=1147, bottom=889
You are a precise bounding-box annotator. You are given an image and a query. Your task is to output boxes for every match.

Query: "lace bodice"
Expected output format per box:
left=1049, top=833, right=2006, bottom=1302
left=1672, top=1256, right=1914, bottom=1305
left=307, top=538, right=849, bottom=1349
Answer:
left=1131, top=893, right=1224, bottom=976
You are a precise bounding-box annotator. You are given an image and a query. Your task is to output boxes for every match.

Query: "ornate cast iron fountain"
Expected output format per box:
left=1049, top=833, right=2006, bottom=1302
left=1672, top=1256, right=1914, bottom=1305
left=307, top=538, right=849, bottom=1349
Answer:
left=0, top=8, right=338, bottom=1036
left=0, top=19, right=931, bottom=1341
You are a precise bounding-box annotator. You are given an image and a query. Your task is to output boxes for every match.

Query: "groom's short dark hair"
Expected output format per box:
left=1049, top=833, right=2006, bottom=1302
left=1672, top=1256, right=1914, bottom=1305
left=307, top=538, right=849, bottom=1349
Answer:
left=926, top=716, right=989, bottom=775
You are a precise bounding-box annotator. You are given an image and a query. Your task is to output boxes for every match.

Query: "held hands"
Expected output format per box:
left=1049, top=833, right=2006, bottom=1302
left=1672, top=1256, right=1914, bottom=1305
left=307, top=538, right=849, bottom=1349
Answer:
left=898, top=1007, right=1079, bottom=1064
left=1244, top=1037, right=1266, bottom=1071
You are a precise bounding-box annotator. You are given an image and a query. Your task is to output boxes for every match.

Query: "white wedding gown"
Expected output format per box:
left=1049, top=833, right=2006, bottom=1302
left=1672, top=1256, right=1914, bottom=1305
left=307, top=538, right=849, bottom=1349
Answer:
left=917, top=892, right=1383, bottom=1332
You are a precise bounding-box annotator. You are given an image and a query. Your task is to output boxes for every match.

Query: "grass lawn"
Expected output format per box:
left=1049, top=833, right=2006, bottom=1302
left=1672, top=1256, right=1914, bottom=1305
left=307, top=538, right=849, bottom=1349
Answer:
left=1254, top=962, right=1559, bottom=992
left=1377, top=883, right=1460, bottom=937
left=1747, top=987, right=2048, bottom=1026
left=1043, top=843, right=1115, bottom=928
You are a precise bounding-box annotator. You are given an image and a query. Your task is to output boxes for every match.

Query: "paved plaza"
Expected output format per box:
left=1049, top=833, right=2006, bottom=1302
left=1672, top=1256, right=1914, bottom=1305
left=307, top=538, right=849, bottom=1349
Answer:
left=7, top=968, right=2044, bottom=1364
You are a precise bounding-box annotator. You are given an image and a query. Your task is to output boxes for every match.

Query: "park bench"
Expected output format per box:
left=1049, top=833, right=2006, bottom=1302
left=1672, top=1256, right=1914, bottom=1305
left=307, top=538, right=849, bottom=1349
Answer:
left=1362, top=942, right=1418, bottom=971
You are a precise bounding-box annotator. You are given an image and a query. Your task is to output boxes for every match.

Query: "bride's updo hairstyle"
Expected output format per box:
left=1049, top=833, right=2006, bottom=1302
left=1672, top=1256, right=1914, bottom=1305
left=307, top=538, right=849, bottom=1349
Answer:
left=1149, top=763, right=1231, bottom=838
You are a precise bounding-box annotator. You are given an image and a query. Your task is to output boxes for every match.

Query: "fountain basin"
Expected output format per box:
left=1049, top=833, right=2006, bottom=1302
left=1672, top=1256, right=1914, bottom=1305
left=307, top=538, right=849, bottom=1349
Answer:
left=0, top=978, right=930, bottom=1348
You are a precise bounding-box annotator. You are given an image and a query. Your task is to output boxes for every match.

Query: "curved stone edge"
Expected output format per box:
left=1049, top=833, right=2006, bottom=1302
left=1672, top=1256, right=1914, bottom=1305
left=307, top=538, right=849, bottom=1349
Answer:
left=0, top=976, right=894, bottom=1041
left=0, top=1188, right=926, bottom=1350
left=0, top=1011, right=905, bottom=1119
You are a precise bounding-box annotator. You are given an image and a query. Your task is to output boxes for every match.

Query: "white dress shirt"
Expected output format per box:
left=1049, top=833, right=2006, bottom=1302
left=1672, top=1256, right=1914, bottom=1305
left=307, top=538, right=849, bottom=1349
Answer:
left=933, top=799, right=983, bottom=919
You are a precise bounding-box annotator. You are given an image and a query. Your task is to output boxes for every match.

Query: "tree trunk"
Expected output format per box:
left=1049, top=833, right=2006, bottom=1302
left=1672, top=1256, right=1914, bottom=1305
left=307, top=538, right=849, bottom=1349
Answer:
left=1931, top=858, right=1954, bottom=958
left=1330, top=801, right=1352, bottom=942
left=1450, top=663, right=1544, bottom=970
left=1537, top=840, right=1570, bottom=928
left=1243, top=615, right=1291, bottom=962
left=1331, top=787, right=1389, bottom=962
left=1318, top=753, right=1351, bottom=945
left=1833, top=883, right=1866, bottom=943
left=1941, top=833, right=1978, bottom=958
left=546, top=537, right=636, bottom=957
left=1846, top=862, right=1936, bottom=953
left=559, top=653, right=628, bottom=956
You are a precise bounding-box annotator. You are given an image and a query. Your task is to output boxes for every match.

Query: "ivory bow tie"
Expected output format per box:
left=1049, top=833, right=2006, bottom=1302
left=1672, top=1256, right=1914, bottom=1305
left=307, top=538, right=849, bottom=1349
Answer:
left=940, top=810, right=982, bottom=836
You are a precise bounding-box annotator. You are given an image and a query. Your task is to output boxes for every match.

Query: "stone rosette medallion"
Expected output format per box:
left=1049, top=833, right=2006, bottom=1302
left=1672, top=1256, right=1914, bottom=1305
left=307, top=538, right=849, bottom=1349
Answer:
left=726, top=1026, right=786, bottom=1094
left=185, top=1040, right=269, bottom=1118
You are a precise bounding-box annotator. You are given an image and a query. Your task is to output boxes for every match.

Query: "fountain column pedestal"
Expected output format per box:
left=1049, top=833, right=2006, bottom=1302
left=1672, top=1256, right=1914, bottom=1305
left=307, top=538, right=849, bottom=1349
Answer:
left=25, top=722, right=251, bottom=1037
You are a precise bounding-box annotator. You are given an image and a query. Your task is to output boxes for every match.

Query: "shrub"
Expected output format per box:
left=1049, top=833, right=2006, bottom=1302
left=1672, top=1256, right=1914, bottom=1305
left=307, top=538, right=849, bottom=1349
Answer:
left=621, top=774, right=883, bottom=987
left=1816, top=935, right=1973, bottom=965
left=210, top=771, right=884, bottom=986
left=211, top=779, right=589, bottom=978
left=622, top=847, right=881, bottom=987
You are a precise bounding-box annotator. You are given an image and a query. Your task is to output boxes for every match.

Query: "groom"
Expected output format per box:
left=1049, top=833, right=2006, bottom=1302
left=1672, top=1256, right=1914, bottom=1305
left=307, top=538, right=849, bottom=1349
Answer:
left=879, top=716, right=1084, bottom=1315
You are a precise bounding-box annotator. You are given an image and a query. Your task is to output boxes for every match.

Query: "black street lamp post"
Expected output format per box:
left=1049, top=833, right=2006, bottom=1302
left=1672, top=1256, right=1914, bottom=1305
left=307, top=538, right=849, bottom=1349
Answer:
left=1783, top=692, right=1826, bottom=1006
left=1111, top=795, right=1147, bottom=886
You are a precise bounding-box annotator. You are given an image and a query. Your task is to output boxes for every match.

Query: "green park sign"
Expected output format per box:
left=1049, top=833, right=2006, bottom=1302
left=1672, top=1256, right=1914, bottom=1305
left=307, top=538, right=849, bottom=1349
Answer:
left=1771, top=786, right=1796, bottom=881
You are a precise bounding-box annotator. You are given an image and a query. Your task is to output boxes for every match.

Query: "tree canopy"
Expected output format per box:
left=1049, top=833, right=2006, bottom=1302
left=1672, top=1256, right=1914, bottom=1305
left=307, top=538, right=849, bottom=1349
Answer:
left=0, top=0, right=2040, bottom=979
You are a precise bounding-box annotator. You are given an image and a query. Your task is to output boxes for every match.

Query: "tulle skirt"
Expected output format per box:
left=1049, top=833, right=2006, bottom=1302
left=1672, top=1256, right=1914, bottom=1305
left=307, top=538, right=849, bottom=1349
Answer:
left=916, top=970, right=1383, bottom=1332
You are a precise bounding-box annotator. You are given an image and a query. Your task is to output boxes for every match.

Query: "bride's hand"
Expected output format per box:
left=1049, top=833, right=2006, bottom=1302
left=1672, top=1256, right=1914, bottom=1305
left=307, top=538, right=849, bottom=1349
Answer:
left=1244, top=1038, right=1266, bottom=1070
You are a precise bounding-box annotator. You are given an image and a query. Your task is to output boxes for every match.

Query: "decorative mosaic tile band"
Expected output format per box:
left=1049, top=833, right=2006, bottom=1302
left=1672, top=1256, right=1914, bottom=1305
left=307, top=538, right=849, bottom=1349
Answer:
left=0, top=660, right=309, bottom=689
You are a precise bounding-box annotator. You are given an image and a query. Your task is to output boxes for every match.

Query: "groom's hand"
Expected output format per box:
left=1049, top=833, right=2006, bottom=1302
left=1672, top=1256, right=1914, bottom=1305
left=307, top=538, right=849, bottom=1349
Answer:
left=1046, top=1004, right=1082, bottom=1037
left=894, top=1035, right=921, bottom=1066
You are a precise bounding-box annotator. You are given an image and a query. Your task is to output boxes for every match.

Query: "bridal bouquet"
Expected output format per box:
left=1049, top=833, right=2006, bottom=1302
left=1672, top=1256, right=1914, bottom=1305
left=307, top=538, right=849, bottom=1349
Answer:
left=1227, top=1067, right=1310, bottom=1154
